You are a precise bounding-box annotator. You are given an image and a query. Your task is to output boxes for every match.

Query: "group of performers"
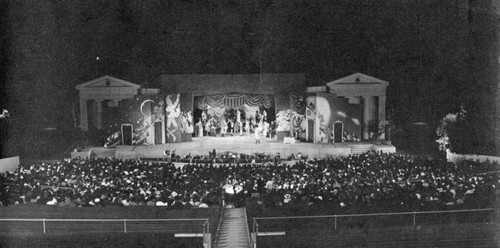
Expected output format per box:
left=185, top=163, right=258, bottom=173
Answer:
left=194, top=109, right=277, bottom=140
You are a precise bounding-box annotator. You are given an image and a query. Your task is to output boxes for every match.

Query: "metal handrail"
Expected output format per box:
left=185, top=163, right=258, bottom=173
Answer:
left=253, top=208, right=495, bottom=234
left=253, top=208, right=494, bottom=220
left=252, top=218, right=259, bottom=248
left=0, top=218, right=210, bottom=234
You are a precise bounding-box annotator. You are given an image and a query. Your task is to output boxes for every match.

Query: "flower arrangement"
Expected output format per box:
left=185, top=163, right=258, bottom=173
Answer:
left=436, top=105, right=467, bottom=151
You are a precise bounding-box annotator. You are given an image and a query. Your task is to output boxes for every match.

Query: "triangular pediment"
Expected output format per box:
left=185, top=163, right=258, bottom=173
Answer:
left=76, top=75, right=140, bottom=90
left=326, top=73, right=389, bottom=88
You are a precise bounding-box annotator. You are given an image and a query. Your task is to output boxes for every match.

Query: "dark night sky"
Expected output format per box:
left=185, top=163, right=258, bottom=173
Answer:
left=0, top=0, right=498, bottom=158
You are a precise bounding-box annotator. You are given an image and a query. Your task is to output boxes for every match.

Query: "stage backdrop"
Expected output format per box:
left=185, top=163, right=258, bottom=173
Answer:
left=315, top=93, right=363, bottom=142
left=165, top=94, right=182, bottom=143
left=103, top=95, right=166, bottom=146
left=281, top=93, right=363, bottom=143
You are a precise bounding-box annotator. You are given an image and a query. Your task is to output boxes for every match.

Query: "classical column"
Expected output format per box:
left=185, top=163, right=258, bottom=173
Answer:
left=96, top=100, right=103, bottom=130
left=363, top=96, right=376, bottom=140
left=79, top=99, right=88, bottom=131
left=378, top=96, right=386, bottom=140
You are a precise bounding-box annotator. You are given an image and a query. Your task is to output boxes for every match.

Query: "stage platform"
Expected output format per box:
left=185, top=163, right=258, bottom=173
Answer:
left=71, top=135, right=396, bottom=160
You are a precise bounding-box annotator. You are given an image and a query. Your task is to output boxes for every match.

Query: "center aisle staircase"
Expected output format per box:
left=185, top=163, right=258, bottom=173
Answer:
left=215, top=207, right=251, bottom=248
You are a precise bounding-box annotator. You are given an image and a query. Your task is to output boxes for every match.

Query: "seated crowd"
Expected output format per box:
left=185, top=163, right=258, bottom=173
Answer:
left=0, top=152, right=498, bottom=213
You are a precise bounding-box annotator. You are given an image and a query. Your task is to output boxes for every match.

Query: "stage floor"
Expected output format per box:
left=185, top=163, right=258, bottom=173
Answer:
left=72, top=135, right=396, bottom=160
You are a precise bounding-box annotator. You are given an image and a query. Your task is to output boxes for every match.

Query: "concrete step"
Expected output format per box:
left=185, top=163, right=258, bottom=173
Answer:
left=215, top=208, right=251, bottom=248
left=349, top=144, right=374, bottom=154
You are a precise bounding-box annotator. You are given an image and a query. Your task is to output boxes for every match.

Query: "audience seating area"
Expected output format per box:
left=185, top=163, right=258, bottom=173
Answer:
left=1, top=152, right=498, bottom=213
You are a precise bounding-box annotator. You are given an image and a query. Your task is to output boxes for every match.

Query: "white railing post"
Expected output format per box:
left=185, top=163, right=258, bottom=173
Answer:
left=123, top=219, right=127, bottom=233
left=203, top=219, right=211, bottom=248
left=413, top=212, right=416, bottom=227
left=43, top=219, right=46, bottom=234
left=254, top=220, right=258, bottom=248
left=334, top=215, right=337, bottom=230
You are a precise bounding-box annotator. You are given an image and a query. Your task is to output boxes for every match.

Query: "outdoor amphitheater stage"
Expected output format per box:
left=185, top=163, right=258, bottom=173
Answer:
left=72, top=135, right=396, bottom=160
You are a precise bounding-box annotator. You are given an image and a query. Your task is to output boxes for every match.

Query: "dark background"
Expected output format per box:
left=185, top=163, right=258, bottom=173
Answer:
left=0, top=0, right=498, bottom=158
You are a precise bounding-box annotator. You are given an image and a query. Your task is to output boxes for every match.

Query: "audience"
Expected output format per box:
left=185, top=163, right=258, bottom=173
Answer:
left=0, top=152, right=498, bottom=213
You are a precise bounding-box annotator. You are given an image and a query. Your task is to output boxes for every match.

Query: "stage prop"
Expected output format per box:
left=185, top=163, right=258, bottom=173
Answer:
left=283, top=137, right=296, bottom=144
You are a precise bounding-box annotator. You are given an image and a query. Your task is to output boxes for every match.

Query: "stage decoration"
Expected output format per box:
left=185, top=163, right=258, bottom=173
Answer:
left=290, top=94, right=307, bottom=114
left=436, top=105, right=467, bottom=151
left=103, top=96, right=165, bottom=147
left=0, top=109, right=9, bottom=119
left=180, top=111, right=194, bottom=134
left=206, top=106, right=226, bottom=118
left=317, top=114, right=331, bottom=143
left=291, top=111, right=306, bottom=139
left=196, top=93, right=274, bottom=110
left=305, top=96, right=334, bottom=143
left=242, top=105, right=260, bottom=119
left=104, top=131, right=120, bottom=147
left=135, top=97, right=165, bottom=145
left=276, top=110, right=292, bottom=132
left=166, top=94, right=181, bottom=143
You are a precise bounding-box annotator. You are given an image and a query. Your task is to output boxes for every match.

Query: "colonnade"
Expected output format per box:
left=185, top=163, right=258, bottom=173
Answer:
left=79, top=99, right=122, bottom=131
left=362, top=95, right=386, bottom=140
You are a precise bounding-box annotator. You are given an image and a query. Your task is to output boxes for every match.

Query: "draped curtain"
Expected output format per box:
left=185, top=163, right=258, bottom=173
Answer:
left=196, top=93, right=274, bottom=110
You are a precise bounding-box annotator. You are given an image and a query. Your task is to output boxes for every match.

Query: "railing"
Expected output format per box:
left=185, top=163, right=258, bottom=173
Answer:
left=0, top=218, right=209, bottom=235
left=252, top=218, right=259, bottom=248
left=202, top=218, right=211, bottom=248
left=252, top=208, right=495, bottom=245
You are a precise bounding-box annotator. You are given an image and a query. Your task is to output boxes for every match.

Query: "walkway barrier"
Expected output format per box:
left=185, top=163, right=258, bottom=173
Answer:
left=0, top=217, right=211, bottom=247
left=252, top=208, right=495, bottom=247
left=175, top=218, right=211, bottom=248
left=0, top=217, right=209, bottom=234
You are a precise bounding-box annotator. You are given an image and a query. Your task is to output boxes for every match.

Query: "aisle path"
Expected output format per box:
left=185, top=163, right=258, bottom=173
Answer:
left=216, top=207, right=251, bottom=248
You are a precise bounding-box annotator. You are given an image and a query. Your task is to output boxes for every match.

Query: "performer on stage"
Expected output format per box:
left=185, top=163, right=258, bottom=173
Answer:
left=236, top=109, right=241, bottom=123
left=263, top=120, right=270, bottom=138
left=220, top=118, right=228, bottom=137
left=196, top=120, right=203, bottom=137
left=202, top=110, right=207, bottom=123
left=245, top=119, right=250, bottom=136
left=227, top=119, right=233, bottom=135
left=254, top=124, right=261, bottom=144
left=234, top=117, right=240, bottom=135
left=270, top=121, right=276, bottom=139
left=235, top=109, right=242, bottom=136
left=205, top=120, right=211, bottom=136
left=210, top=118, right=217, bottom=136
